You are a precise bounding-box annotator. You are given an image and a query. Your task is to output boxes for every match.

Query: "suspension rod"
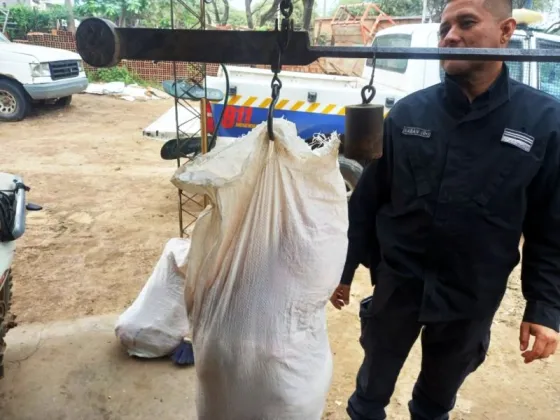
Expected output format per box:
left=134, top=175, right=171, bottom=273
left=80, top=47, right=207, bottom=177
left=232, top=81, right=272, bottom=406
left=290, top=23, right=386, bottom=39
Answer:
left=75, top=18, right=560, bottom=68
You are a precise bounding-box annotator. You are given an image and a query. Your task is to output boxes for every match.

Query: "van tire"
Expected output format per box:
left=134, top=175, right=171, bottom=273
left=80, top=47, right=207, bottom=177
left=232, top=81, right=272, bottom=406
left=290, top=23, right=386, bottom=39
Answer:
left=0, top=79, right=30, bottom=122
left=338, top=156, right=363, bottom=200
left=56, top=95, right=73, bottom=107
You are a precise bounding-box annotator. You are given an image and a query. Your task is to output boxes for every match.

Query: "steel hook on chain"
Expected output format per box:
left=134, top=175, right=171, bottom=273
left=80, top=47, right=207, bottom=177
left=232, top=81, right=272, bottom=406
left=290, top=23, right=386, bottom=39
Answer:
left=267, top=0, right=294, bottom=141
left=361, top=48, right=377, bottom=104
left=267, top=74, right=282, bottom=140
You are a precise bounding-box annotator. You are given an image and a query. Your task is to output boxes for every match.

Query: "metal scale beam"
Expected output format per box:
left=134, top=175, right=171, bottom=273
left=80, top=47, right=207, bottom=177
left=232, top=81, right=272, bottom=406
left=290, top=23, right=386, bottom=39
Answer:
left=76, top=17, right=560, bottom=68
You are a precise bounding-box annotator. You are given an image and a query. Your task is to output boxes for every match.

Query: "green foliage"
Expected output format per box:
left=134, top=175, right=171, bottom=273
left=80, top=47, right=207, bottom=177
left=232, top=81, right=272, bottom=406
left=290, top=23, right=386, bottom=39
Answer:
left=6, top=4, right=69, bottom=39
left=87, top=66, right=147, bottom=86
left=74, top=0, right=149, bottom=26
left=228, top=9, right=248, bottom=27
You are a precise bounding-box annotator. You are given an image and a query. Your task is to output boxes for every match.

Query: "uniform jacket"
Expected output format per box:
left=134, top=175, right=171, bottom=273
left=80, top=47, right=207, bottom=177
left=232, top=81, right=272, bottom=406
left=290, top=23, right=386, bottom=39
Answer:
left=341, top=65, right=560, bottom=331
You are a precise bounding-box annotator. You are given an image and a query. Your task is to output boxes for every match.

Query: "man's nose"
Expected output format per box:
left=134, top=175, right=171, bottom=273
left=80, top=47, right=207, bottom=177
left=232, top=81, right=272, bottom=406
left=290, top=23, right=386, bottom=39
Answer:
left=440, top=27, right=461, bottom=47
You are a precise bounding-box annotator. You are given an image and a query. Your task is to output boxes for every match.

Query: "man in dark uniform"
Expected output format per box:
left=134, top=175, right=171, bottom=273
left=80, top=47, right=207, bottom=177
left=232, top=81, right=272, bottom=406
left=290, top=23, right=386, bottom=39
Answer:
left=330, top=0, right=560, bottom=419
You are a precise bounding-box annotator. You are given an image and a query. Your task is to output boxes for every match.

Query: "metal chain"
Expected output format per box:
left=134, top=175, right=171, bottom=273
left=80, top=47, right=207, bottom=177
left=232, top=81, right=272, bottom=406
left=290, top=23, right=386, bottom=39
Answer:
left=268, top=0, right=294, bottom=140
left=361, top=49, right=377, bottom=104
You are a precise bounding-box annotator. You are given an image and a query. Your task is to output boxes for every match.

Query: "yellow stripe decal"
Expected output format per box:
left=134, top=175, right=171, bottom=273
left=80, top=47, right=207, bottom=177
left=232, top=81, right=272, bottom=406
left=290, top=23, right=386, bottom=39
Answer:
left=228, top=95, right=241, bottom=105
left=290, top=101, right=305, bottom=111
left=306, top=103, right=321, bottom=113
left=258, top=98, right=272, bottom=108
left=242, top=96, right=258, bottom=107
left=228, top=97, right=356, bottom=116
left=276, top=99, right=290, bottom=109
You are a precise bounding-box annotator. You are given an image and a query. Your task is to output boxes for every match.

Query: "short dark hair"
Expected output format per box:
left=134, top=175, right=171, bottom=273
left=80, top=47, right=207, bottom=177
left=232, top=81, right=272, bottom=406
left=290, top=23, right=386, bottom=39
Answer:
left=484, top=0, right=513, bottom=19
left=444, top=0, right=513, bottom=19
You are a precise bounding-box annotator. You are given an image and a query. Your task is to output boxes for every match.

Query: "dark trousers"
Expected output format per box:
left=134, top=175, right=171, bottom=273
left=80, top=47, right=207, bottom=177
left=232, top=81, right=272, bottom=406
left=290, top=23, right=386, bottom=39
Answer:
left=347, top=284, right=493, bottom=420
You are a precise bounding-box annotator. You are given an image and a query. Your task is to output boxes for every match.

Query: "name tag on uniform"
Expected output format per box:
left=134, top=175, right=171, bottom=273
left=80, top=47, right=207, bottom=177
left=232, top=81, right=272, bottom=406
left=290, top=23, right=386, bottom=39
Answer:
left=501, top=128, right=534, bottom=152
left=402, top=126, right=432, bottom=138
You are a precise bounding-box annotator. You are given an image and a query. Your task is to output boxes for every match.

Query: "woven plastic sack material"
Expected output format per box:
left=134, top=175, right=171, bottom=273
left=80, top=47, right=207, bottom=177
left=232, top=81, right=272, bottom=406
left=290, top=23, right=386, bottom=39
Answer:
left=171, top=119, right=349, bottom=420
left=115, top=238, right=191, bottom=358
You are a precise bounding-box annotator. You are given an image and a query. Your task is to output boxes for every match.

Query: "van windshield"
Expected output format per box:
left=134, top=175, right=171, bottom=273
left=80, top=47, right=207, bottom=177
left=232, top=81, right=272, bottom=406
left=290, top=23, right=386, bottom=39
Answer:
left=536, top=38, right=560, bottom=100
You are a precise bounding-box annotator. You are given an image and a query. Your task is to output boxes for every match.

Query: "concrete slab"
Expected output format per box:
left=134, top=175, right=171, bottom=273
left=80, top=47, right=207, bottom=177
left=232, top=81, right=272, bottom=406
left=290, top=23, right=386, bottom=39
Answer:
left=0, top=315, right=198, bottom=420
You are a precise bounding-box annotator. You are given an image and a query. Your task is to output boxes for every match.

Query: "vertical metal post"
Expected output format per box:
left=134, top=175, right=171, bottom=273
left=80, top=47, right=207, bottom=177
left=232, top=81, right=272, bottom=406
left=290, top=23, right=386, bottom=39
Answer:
left=422, top=0, right=429, bottom=23
left=200, top=0, right=209, bottom=209
left=171, top=0, right=208, bottom=237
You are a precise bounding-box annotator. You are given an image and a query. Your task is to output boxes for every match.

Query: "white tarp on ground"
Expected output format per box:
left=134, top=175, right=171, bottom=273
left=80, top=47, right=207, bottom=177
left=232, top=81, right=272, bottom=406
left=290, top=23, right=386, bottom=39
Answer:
left=172, top=119, right=349, bottom=420
left=143, top=105, right=202, bottom=141
left=85, top=82, right=170, bottom=102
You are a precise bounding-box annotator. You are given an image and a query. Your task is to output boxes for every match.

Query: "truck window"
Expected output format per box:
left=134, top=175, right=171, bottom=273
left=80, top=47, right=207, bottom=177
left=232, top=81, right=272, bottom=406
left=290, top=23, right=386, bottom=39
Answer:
left=367, top=34, right=412, bottom=74
left=536, top=39, right=560, bottom=100
left=438, top=38, right=524, bottom=83
left=506, top=39, right=523, bottom=82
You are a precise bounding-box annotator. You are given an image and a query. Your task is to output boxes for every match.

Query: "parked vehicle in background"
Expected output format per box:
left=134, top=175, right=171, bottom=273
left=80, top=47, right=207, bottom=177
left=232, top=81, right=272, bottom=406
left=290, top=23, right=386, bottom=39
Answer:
left=207, top=20, right=560, bottom=143
left=0, top=32, right=88, bottom=122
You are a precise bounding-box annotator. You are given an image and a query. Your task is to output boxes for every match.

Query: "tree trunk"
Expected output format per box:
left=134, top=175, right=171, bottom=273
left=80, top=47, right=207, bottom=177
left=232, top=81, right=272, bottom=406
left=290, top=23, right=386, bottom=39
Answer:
left=64, top=0, right=76, bottom=34
left=302, top=0, right=314, bottom=31
left=221, top=0, right=230, bottom=25
left=119, top=6, right=127, bottom=27
left=245, top=0, right=254, bottom=28
left=259, top=0, right=282, bottom=27
left=211, top=0, right=221, bottom=24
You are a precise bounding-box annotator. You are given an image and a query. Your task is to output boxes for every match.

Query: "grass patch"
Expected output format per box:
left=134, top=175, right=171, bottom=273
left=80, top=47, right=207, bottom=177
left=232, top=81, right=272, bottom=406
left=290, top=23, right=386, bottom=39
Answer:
left=86, top=67, right=159, bottom=88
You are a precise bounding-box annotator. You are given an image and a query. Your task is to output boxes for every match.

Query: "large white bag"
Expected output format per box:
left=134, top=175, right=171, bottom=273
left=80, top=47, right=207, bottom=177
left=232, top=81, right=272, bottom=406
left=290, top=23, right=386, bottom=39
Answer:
left=171, top=119, right=349, bottom=420
left=115, top=238, right=191, bottom=358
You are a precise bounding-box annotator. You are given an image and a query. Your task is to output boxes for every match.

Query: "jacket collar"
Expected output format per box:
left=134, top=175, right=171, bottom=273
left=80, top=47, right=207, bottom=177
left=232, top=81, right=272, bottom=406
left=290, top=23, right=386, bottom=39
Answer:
left=442, top=64, right=511, bottom=122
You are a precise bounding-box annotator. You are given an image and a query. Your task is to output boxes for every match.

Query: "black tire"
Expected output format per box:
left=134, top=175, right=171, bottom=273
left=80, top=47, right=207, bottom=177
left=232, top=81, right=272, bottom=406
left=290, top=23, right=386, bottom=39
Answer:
left=0, top=269, right=14, bottom=380
left=338, top=156, right=363, bottom=200
left=0, top=79, right=30, bottom=122
left=56, top=95, right=73, bottom=107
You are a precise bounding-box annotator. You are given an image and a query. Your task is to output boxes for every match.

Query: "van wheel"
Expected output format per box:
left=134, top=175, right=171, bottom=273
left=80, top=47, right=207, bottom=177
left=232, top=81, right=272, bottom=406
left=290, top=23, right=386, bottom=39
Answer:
left=56, top=95, right=72, bottom=107
left=0, top=79, right=30, bottom=122
left=338, top=156, right=363, bottom=200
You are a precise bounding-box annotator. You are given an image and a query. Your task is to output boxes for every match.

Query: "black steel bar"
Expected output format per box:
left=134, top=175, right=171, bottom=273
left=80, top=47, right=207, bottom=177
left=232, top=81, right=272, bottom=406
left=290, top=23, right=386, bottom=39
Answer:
left=75, top=18, right=560, bottom=68
left=313, top=45, right=560, bottom=62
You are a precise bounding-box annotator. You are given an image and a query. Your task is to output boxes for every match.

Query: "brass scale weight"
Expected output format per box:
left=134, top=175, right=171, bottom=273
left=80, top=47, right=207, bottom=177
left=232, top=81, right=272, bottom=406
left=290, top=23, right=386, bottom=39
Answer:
left=74, top=3, right=560, bottom=163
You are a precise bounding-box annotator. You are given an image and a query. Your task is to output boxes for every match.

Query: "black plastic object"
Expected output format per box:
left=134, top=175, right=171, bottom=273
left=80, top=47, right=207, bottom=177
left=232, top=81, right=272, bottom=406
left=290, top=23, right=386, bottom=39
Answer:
left=26, top=203, right=42, bottom=211
left=75, top=17, right=560, bottom=69
left=344, top=104, right=384, bottom=161
left=162, top=80, right=224, bottom=102
left=160, top=136, right=214, bottom=160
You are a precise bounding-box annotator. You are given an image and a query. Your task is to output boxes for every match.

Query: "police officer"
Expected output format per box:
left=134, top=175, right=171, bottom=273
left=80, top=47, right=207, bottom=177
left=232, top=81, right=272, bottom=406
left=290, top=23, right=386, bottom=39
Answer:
left=330, top=0, right=560, bottom=419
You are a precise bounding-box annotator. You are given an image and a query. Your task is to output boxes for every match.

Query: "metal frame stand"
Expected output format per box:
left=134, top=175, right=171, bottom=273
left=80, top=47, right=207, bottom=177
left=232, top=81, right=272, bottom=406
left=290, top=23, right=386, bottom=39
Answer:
left=170, top=0, right=209, bottom=238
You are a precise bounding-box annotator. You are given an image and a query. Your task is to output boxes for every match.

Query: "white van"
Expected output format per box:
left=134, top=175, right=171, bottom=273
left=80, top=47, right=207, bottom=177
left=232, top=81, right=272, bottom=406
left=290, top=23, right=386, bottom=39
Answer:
left=0, top=32, right=88, bottom=122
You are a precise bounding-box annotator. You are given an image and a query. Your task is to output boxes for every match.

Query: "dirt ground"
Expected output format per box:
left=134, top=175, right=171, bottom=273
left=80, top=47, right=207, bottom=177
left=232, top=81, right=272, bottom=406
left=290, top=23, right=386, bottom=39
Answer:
left=2, top=94, right=559, bottom=419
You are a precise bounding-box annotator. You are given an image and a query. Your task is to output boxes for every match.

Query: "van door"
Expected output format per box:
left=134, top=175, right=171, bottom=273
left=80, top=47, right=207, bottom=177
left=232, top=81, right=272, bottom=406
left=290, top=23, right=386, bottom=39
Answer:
left=533, top=35, right=560, bottom=100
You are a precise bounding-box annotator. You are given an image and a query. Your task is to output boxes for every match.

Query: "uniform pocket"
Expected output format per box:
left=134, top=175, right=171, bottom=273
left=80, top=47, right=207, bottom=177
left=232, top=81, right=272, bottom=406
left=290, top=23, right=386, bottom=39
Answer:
left=358, top=295, right=374, bottom=348
left=407, top=148, right=432, bottom=197
left=396, top=133, right=438, bottom=199
left=472, top=148, right=539, bottom=208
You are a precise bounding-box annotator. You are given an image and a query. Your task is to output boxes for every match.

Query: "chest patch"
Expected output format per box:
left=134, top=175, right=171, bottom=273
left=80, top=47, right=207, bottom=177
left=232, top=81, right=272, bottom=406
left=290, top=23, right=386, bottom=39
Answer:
left=402, top=126, right=432, bottom=138
left=501, top=128, right=534, bottom=152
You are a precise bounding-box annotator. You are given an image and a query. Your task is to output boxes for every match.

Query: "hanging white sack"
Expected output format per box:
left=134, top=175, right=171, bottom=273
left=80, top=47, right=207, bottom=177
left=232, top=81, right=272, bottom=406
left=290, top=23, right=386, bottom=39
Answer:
left=171, top=119, right=349, bottom=420
left=115, top=237, right=191, bottom=358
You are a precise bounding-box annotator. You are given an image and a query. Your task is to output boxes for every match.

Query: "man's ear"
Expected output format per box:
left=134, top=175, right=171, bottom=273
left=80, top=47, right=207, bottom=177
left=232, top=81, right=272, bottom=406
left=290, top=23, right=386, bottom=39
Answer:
left=500, top=18, right=517, bottom=45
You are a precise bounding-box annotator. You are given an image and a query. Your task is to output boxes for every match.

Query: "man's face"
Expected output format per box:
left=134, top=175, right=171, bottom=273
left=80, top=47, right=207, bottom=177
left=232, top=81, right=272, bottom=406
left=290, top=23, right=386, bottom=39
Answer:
left=439, top=0, right=514, bottom=76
